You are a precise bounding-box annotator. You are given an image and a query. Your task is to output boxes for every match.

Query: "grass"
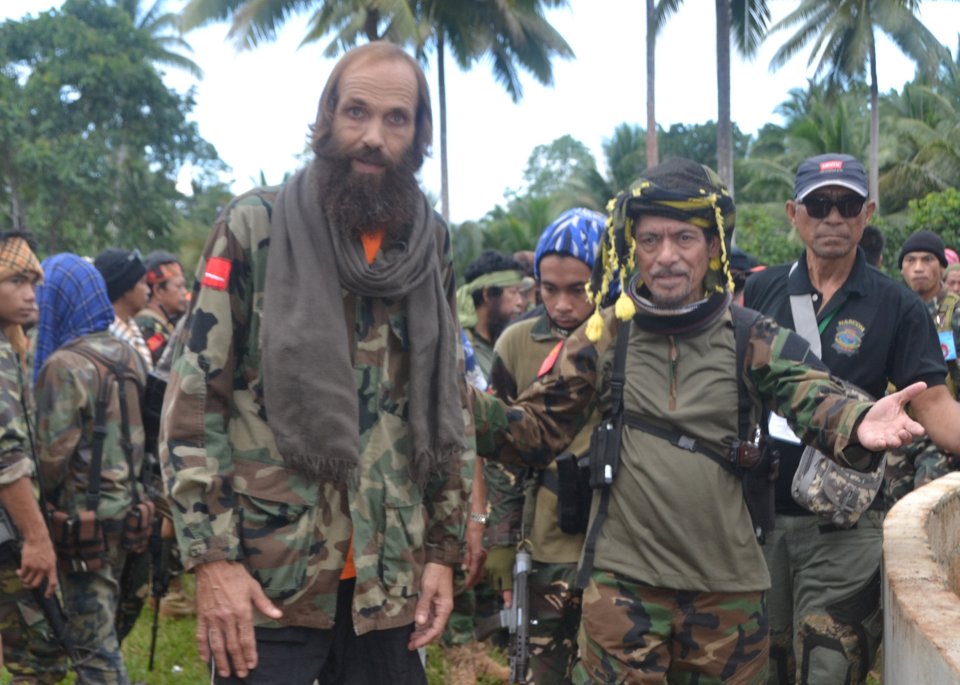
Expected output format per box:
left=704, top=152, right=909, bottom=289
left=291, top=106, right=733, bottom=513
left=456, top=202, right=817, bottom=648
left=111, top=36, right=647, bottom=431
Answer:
left=1, top=574, right=503, bottom=684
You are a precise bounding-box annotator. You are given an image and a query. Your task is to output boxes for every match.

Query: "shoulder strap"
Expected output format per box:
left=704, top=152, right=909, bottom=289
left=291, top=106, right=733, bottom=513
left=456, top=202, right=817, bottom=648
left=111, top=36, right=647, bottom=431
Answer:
left=731, top=305, right=763, bottom=441
left=64, top=340, right=144, bottom=510
left=577, top=319, right=629, bottom=589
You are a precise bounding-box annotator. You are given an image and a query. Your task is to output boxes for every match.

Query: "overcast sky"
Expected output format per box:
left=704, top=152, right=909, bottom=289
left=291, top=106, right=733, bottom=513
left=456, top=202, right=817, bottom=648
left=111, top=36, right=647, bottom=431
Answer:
left=4, top=1, right=959, bottom=222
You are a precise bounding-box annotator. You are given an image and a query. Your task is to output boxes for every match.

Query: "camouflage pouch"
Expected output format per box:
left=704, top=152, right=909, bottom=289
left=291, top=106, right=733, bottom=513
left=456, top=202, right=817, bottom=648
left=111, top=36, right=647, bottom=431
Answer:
left=790, top=446, right=885, bottom=528
left=48, top=509, right=106, bottom=572
left=121, top=500, right=155, bottom=554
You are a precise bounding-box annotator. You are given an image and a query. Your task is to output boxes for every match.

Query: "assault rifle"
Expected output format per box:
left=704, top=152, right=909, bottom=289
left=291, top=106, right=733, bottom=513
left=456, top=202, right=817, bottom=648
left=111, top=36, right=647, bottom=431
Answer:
left=0, top=507, right=90, bottom=685
left=474, top=547, right=532, bottom=684
left=148, top=514, right=174, bottom=671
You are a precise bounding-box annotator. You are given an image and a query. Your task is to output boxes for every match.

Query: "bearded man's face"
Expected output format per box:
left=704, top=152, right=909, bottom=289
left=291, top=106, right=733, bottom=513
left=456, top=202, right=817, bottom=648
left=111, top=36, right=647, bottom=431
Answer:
left=314, top=57, right=423, bottom=238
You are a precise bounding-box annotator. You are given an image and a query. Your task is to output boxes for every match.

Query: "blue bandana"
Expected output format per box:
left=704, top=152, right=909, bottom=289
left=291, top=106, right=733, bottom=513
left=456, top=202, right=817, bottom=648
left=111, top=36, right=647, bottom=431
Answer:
left=35, top=254, right=115, bottom=382
left=534, top=208, right=607, bottom=280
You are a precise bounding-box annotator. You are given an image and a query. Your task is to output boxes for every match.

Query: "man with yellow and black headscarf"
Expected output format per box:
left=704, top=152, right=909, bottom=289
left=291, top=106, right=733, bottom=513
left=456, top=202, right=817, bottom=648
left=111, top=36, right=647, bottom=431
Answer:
left=0, top=232, right=68, bottom=683
left=472, top=158, right=929, bottom=683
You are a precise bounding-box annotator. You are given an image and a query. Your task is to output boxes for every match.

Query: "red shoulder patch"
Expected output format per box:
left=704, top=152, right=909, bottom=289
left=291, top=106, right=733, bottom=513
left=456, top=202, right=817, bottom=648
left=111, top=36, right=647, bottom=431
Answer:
left=146, top=333, right=165, bottom=353
left=537, top=341, right=564, bottom=378
left=201, top=256, right=231, bottom=291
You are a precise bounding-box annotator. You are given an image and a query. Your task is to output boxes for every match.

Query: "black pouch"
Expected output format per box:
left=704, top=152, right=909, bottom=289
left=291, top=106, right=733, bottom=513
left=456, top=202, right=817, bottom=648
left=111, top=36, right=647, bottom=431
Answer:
left=556, top=453, right=591, bottom=534
left=742, top=447, right=779, bottom=544
left=121, top=500, right=156, bottom=554
left=48, top=508, right=106, bottom=572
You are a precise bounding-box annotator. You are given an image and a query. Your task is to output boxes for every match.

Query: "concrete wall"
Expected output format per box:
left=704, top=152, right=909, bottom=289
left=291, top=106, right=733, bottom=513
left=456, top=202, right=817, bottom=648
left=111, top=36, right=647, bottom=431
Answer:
left=884, top=472, right=960, bottom=684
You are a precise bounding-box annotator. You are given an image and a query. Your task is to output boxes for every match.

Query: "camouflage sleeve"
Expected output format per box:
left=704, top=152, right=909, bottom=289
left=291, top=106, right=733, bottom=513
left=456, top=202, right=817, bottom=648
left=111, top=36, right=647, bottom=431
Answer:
left=160, top=198, right=256, bottom=568
left=474, top=316, right=604, bottom=466
left=950, top=299, right=960, bottom=399
left=746, top=318, right=877, bottom=470
left=35, top=354, right=90, bottom=495
left=0, top=344, right=32, bottom=486
left=482, top=352, right=525, bottom=547
left=421, top=222, right=468, bottom=565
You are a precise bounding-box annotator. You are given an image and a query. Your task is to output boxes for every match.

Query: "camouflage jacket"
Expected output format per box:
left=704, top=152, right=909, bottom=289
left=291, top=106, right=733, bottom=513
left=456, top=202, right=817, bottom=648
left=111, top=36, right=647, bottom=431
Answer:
left=35, top=332, right=149, bottom=522
left=0, top=334, right=33, bottom=487
left=134, top=307, right=176, bottom=366
left=486, top=312, right=594, bottom=563
left=160, top=185, right=471, bottom=634
left=475, top=306, right=877, bottom=592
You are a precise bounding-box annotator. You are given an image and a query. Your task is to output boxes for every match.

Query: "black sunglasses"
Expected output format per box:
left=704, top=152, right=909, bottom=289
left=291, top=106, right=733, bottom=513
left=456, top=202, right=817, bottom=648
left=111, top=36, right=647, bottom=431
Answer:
left=800, top=194, right=865, bottom=219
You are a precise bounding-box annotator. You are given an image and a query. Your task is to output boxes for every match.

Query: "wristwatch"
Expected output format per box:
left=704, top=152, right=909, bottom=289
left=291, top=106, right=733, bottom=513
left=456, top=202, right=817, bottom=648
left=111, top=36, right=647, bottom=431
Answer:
left=469, top=512, right=489, bottom=525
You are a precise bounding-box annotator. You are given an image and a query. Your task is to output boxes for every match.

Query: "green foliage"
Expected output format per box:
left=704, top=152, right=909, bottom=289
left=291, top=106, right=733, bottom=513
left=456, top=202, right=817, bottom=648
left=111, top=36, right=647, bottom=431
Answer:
left=732, top=203, right=802, bottom=267
left=884, top=188, right=960, bottom=262
left=659, top=121, right=751, bottom=170
left=0, top=0, right=222, bottom=255
left=520, top=134, right=597, bottom=199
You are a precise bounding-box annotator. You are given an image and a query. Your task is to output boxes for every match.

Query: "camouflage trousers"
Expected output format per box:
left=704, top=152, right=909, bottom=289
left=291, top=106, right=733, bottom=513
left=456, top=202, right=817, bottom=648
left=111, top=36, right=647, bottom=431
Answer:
left=572, top=570, right=768, bottom=684
left=527, top=561, right=580, bottom=685
left=442, top=571, right=499, bottom=647
left=0, top=559, right=67, bottom=684
left=884, top=435, right=960, bottom=504
left=60, top=544, right=131, bottom=684
left=764, top=512, right=883, bottom=685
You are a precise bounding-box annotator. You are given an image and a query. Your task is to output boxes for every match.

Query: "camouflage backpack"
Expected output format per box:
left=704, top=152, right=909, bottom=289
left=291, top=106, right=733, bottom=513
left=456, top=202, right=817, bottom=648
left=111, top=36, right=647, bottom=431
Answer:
left=49, top=338, right=154, bottom=560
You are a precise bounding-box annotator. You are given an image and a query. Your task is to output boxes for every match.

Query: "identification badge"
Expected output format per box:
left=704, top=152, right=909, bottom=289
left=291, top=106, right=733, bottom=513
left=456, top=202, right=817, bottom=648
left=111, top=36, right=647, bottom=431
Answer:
left=940, top=330, right=957, bottom=362
left=768, top=411, right=802, bottom=445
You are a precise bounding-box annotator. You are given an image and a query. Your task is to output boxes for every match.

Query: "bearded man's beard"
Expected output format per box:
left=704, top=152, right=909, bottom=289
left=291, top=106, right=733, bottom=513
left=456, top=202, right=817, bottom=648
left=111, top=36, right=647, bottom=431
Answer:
left=313, top=138, right=422, bottom=239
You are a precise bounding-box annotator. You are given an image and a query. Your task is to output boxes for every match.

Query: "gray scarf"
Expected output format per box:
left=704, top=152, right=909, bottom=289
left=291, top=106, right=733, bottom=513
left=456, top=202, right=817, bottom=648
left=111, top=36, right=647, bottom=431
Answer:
left=262, top=164, right=464, bottom=486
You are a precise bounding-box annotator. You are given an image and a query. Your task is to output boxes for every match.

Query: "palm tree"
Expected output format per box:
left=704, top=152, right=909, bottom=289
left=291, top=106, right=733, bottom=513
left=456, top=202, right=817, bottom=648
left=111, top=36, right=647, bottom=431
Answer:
left=645, top=0, right=658, bottom=167
left=767, top=0, right=952, bottom=208
left=179, top=0, right=573, bottom=221
left=880, top=82, right=960, bottom=211
left=652, top=0, right=771, bottom=195
left=113, top=0, right=203, bottom=77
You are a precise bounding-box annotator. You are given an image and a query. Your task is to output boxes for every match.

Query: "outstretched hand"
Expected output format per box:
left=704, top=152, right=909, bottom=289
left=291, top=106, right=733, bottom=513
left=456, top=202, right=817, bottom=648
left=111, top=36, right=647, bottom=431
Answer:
left=856, top=381, right=927, bottom=451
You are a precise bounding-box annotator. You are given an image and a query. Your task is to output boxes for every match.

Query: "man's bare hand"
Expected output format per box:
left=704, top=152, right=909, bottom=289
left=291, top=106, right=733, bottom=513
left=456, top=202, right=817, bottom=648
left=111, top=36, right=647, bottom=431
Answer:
left=195, top=560, right=282, bottom=679
left=17, top=530, right=57, bottom=597
left=857, top=381, right=927, bottom=450
left=408, top=562, right=453, bottom=650
left=462, top=520, right=487, bottom=588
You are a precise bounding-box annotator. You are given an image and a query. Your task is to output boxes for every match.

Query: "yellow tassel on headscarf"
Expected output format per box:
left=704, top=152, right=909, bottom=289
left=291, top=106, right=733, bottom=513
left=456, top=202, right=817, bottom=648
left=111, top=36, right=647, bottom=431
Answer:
left=585, top=311, right=605, bottom=343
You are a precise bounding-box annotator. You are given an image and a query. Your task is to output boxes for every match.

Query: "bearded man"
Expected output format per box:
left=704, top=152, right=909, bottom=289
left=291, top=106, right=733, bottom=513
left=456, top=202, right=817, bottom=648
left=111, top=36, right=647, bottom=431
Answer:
left=160, top=42, right=470, bottom=685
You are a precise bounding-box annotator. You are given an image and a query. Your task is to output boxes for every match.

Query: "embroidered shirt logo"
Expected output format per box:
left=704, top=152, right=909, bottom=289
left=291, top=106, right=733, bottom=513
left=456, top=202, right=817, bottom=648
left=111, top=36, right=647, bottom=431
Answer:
left=832, top=319, right=865, bottom=355
left=201, top=256, right=231, bottom=291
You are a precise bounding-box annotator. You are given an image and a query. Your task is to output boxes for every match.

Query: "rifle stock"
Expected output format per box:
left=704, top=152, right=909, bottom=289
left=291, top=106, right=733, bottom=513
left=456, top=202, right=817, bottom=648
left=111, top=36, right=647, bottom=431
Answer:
left=148, top=514, right=174, bottom=671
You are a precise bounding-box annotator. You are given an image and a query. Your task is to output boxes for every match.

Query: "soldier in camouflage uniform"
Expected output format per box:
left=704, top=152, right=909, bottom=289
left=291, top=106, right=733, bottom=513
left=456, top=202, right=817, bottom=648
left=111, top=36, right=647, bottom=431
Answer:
left=446, top=250, right=527, bottom=684
left=135, top=251, right=188, bottom=367
left=0, top=234, right=67, bottom=684
left=160, top=42, right=469, bottom=685
left=483, top=208, right=608, bottom=684
left=885, top=230, right=960, bottom=502
left=744, top=154, right=960, bottom=685
left=472, top=158, right=928, bottom=684
left=33, top=253, right=150, bottom=684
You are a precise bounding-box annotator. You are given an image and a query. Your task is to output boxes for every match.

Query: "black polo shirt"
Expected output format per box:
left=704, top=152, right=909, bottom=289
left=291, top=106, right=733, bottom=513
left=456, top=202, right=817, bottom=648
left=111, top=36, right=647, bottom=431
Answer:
left=743, top=248, right=946, bottom=514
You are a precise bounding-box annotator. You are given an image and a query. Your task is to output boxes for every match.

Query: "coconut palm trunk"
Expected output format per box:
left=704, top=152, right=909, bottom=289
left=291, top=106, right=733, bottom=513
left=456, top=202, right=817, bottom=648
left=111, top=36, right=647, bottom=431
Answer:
left=646, top=0, right=659, bottom=168
left=715, top=0, right=734, bottom=196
